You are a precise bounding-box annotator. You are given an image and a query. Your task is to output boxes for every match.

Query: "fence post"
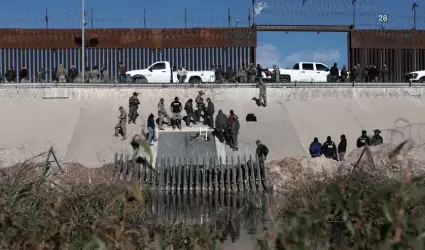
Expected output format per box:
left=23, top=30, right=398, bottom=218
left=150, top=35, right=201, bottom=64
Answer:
left=231, top=156, right=236, bottom=191
left=237, top=155, right=241, bottom=191
left=226, top=156, right=230, bottom=190
left=243, top=155, right=248, bottom=191
left=182, top=157, right=187, bottom=192
left=211, top=158, right=216, bottom=191
left=194, top=157, right=199, bottom=191
left=171, top=157, right=176, bottom=192
left=202, top=156, right=207, bottom=191
left=189, top=157, right=194, bottom=191
left=249, top=154, right=255, bottom=190
left=219, top=156, right=224, bottom=190
left=176, top=157, right=182, bottom=191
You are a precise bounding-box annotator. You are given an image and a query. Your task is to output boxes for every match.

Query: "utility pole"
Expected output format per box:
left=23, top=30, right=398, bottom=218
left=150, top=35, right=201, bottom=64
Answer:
left=184, top=8, right=187, bottom=28
left=144, top=8, right=146, bottom=28
left=248, top=8, right=251, bottom=26
left=45, top=8, right=49, bottom=29
left=252, top=0, right=255, bottom=25
left=81, top=0, right=87, bottom=81
left=90, top=8, right=94, bottom=28
left=412, top=2, right=418, bottom=71
left=412, top=2, right=418, bottom=30
left=352, top=0, right=356, bottom=27
left=228, top=8, right=231, bottom=28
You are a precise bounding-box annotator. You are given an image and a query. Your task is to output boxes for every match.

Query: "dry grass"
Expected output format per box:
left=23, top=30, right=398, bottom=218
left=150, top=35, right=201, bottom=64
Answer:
left=2, top=139, right=425, bottom=249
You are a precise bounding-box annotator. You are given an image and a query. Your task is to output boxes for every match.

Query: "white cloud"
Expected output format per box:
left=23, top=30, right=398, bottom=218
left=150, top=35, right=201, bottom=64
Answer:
left=254, top=1, right=268, bottom=16
left=256, top=44, right=341, bottom=68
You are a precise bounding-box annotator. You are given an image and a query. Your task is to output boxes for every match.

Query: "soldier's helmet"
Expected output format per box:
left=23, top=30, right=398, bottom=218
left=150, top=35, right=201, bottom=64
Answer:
left=133, top=92, right=138, bottom=96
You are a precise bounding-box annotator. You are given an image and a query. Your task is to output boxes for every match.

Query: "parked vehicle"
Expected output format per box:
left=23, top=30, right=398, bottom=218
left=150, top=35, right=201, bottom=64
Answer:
left=126, top=61, right=215, bottom=84
left=405, top=70, right=425, bottom=82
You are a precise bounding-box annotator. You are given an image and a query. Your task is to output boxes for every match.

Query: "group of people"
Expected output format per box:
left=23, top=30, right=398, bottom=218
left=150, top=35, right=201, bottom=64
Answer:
left=112, top=90, right=243, bottom=151
left=309, top=129, right=384, bottom=161
left=329, top=62, right=390, bottom=83
left=0, top=64, right=116, bottom=83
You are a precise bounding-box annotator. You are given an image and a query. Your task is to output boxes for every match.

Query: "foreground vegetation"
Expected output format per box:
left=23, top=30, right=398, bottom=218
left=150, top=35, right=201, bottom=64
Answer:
left=2, top=143, right=425, bottom=249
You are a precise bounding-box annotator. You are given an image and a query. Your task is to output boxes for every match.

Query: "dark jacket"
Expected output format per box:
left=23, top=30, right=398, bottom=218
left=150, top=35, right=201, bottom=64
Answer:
left=322, top=141, right=337, bottom=159
left=207, top=101, right=215, bottom=115
left=170, top=101, right=182, bottom=113
left=371, top=135, right=383, bottom=146
left=147, top=117, right=155, bottom=129
left=256, top=65, right=266, bottom=77
left=338, top=139, right=347, bottom=153
left=356, top=135, right=371, bottom=148
left=256, top=144, right=269, bottom=159
left=215, top=110, right=228, bottom=128
left=184, top=100, right=194, bottom=113
left=330, top=66, right=339, bottom=77
left=5, top=69, right=16, bottom=81
left=19, top=68, right=28, bottom=79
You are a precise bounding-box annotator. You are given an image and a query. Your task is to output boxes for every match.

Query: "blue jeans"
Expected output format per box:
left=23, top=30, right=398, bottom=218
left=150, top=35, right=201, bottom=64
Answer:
left=148, top=127, right=155, bottom=144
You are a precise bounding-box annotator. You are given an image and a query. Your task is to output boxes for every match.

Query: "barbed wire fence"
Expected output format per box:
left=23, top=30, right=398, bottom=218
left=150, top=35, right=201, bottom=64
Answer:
left=0, top=0, right=423, bottom=30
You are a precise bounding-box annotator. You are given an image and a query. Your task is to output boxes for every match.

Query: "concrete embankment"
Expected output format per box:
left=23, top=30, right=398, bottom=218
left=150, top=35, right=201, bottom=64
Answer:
left=0, top=86, right=425, bottom=167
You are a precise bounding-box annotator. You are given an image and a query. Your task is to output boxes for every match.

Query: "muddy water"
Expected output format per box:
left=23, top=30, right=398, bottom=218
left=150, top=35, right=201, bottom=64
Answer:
left=142, top=192, right=276, bottom=249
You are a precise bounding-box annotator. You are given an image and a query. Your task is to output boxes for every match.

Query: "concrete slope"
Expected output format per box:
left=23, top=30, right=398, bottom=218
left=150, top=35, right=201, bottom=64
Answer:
left=284, top=97, right=425, bottom=155
left=2, top=87, right=425, bottom=167
left=0, top=99, right=80, bottom=166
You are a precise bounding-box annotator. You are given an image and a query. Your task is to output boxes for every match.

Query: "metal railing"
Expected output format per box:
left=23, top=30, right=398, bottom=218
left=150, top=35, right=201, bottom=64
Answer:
left=0, top=82, right=424, bottom=89
left=113, top=154, right=268, bottom=192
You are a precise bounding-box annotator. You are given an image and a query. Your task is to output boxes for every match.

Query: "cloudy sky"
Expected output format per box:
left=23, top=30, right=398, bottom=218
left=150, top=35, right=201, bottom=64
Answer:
left=1, top=0, right=422, bottom=69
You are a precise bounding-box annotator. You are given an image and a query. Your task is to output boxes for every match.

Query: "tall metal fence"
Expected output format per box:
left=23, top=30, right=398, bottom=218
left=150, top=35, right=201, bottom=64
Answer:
left=113, top=153, right=268, bottom=192
left=350, top=30, right=425, bottom=82
left=0, top=28, right=256, bottom=82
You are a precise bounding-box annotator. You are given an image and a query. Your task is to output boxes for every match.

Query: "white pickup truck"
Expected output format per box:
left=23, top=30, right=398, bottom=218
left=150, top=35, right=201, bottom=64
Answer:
left=262, top=62, right=336, bottom=83
left=126, top=61, right=215, bottom=84
left=405, top=70, right=425, bottom=82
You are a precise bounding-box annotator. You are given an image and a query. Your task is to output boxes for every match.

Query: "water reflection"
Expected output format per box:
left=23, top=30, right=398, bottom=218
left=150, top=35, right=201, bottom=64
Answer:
left=141, top=191, right=274, bottom=239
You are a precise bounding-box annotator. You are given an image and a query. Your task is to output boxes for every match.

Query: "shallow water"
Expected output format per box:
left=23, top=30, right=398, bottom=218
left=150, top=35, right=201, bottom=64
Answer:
left=142, top=191, right=274, bottom=249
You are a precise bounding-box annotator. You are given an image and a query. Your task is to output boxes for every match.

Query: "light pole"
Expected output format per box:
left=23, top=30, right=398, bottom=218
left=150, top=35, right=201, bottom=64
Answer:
left=81, top=0, right=87, bottom=82
left=236, top=19, right=239, bottom=27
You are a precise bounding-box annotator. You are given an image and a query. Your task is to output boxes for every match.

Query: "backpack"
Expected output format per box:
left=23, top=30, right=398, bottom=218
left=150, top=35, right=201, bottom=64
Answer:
left=246, top=113, right=257, bottom=122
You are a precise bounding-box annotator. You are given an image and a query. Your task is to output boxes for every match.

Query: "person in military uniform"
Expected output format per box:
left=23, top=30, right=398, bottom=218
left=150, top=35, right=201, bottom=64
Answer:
left=114, top=106, right=127, bottom=140
left=128, top=92, right=140, bottom=124
left=56, top=64, right=67, bottom=83
left=36, top=68, right=47, bottom=83
left=272, top=64, right=280, bottom=83
left=157, top=98, right=171, bottom=130
left=195, top=90, right=205, bottom=122
left=356, top=130, right=371, bottom=148
left=248, top=63, right=257, bottom=83
left=89, top=65, right=100, bottom=83
left=170, top=97, right=183, bottom=130
left=371, top=129, right=384, bottom=146
left=237, top=63, right=248, bottom=83
left=184, top=98, right=196, bottom=127
left=256, top=64, right=267, bottom=107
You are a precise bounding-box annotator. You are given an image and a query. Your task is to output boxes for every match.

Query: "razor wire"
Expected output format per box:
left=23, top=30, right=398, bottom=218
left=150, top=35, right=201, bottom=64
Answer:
left=0, top=0, right=423, bottom=30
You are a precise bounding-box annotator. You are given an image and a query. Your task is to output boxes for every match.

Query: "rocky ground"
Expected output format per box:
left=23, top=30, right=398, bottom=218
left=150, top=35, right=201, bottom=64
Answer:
left=267, top=142, right=425, bottom=191
left=2, top=141, right=424, bottom=192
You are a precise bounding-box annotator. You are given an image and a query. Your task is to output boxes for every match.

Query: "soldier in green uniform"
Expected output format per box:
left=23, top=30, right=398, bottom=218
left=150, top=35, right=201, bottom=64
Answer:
left=114, top=106, right=127, bottom=140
